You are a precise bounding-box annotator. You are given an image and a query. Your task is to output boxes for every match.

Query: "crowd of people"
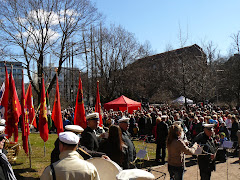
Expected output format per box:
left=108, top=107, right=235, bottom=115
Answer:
left=1, top=103, right=240, bottom=179
left=41, top=103, right=240, bottom=179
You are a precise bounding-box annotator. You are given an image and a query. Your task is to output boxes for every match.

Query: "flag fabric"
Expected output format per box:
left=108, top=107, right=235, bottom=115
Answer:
left=21, top=70, right=29, bottom=155
left=0, top=82, right=5, bottom=103
left=74, top=73, right=86, bottom=129
left=46, top=90, right=52, bottom=131
left=51, top=75, right=63, bottom=135
left=0, top=82, right=5, bottom=119
left=1, top=65, right=9, bottom=120
left=95, top=81, right=103, bottom=127
left=26, top=83, right=36, bottom=128
left=39, top=76, right=48, bottom=142
left=6, top=70, right=22, bottom=142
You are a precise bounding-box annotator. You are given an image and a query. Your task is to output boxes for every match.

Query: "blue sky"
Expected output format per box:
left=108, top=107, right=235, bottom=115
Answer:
left=93, top=0, right=240, bottom=56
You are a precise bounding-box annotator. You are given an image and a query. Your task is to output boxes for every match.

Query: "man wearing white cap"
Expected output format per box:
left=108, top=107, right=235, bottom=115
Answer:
left=80, top=113, right=100, bottom=151
left=193, top=124, right=217, bottom=180
left=51, top=125, right=105, bottom=164
left=118, top=116, right=136, bottom=168
left=0, top=126, right=17, bottom=180
left=41, top=132, right=100, bottom=180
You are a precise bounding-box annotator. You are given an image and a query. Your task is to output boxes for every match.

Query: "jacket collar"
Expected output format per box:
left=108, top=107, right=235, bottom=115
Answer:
left=59, top=150, right=84, bottom=160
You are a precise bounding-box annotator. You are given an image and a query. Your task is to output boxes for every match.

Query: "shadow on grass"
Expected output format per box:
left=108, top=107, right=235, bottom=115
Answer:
left=13, top=168, right=39, bottom=180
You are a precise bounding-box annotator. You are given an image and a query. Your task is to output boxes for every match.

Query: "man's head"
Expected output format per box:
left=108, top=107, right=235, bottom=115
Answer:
left=161, top=115, right=167, bottom=121
left=203, top=124, right=214, bottom=137
left=86, top=113, right=99, bottom=130
left=118, top=116, right=130, bottom=131
left=0, top=126, right=7, bottom=150
left=59, top=132, right=79, bottom=152
left=65, top=125, right=84, bottom=134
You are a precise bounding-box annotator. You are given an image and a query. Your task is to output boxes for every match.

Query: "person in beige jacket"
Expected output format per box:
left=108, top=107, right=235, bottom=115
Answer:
left=41, top=132, right=100, bottom=180
left=167, top=124, right=198, bottom=180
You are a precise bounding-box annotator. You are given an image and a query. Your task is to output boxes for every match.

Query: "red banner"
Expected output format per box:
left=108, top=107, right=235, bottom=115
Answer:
left=95, top=81, right=102, bottom=127
left=51, top=75, right=64, bottom=135
left=74, top=73, right=87, bottom=129
left=39, top=76, right=48, bottom=142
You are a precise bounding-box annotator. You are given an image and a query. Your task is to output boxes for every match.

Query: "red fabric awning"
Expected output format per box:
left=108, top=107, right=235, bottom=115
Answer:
left=104, top=95, right=141, bottom=113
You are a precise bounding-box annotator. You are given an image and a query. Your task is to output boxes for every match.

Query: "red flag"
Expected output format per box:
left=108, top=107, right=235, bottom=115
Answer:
left=2, top=65, right=9, bottom=122
left=74, top=73, right=86, bottom=129
left=51, top=75, right=63, bottom=135
left=95, top=81, right=103, bottom=127
left=26, top=83, right=36, bottom=128
left=6, top=70, right=22, bottom=142
left=39, top=76, right=48, bottom=142
left=21, top=70, right=29, bottom=155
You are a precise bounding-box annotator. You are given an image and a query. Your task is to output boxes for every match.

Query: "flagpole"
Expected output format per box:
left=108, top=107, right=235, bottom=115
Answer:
left=29, top=81, right=50, bottom=127
left=44, top=142, right=46, bottom=157
left=22, top=69, right=32, bottom=168
left=28, top=138, right=32, bottom=168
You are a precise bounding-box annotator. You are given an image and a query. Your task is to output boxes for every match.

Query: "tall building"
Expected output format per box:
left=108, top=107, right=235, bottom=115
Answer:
left=42, top=64, right=80, bottom=106
left=0, top=61, right=23, bottom=89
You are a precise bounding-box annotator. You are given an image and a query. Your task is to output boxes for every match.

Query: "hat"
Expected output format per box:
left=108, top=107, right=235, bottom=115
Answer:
left=203, top=123, right=214, bottom=130
left=173, top=121, right=182, bottom=126
left=220, top=132, right=226, bottom=137
left=116, top=169, right=155, bottom=180
left=65, top=125, right=84, bottom=133
left=161, top=115, right=167, bottom=119
left=86, top=112, right=99, bottom=120
left=118, top=116, right=130, bottom=123
left=59, top=131, right=79, bottom=145
left=0, top=126, right=7, bottom=137
left=0, top=119, right=6, bottom=126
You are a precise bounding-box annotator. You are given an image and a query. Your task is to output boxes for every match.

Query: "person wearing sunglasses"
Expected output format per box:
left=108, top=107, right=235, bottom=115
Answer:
left=0, top=126, right=17, bottom=180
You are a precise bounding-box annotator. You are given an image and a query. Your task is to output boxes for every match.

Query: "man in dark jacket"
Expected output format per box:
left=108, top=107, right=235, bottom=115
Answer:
left=80, top=113, right=100, bottom=151
left=155, top=115, right=168, bottom=164
left=193, top=124, right=217, bottom=180
left=119, top=116, right=136, bottom=168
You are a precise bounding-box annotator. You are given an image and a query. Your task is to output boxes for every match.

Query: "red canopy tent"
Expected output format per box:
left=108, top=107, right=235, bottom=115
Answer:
left=104, top=95, right=141, bottom=114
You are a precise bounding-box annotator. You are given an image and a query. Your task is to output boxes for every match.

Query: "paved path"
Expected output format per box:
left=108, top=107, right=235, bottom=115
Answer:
left=149, top=155, right=240, bottom=180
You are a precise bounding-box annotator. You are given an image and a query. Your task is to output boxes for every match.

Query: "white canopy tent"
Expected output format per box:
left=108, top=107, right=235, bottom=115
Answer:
left=172, top=96, right=193, bottom=104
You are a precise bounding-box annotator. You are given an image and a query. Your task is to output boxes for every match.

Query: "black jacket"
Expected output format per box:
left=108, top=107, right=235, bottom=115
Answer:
left=121, top=129, right=136, bottom=164
left=80, top=126, right=99, bottom=151
left=156, top=121, right=168, bottom=143
left=193, top=132, right=217, bottom=172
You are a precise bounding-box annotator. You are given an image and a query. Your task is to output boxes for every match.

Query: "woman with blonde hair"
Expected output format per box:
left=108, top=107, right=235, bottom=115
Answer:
left=167, top=124, right=198, bottom=180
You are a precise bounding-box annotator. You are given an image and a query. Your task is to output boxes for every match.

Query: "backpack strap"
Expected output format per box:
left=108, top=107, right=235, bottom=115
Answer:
left=50, top=164, right=56, bottom=180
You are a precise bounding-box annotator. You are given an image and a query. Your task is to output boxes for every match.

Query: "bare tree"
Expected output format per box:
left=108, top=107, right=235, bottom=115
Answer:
left=0, top=0, right=101, bottom=103
left=231, top=31, right=240, bottom=54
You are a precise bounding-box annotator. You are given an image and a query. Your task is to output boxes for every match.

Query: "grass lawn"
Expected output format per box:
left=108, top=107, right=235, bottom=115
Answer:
left=11, top=133, right=157, bottom=179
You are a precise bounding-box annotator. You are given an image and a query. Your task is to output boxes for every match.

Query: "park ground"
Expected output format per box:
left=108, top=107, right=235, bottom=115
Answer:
left=10, top=133, right=240, bottom=179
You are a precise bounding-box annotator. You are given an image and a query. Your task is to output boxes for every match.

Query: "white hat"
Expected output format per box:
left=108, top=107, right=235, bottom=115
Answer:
left=203, top=123, right=214, bottom=129
left=65, top=125, right=84, bottom=133
left=86, top=112, right=99, bottom=120
left=118, top=116, right=130, bottom=123
left=59, top=132, right=79, bottom=145
left=0, top=119, right=5, bottom=126
left=173, top=121, right=182, bottom=126
left=161, top=115, right=167, bottom=119
left=116, top=169, right=155, bottom=180
left=0, top=126, right=7, bottom=137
